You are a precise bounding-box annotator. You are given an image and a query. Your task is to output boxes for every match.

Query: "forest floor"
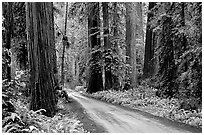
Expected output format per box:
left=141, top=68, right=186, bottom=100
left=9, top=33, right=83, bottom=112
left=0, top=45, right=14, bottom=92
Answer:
left=77, top=85, right=202, bottom=130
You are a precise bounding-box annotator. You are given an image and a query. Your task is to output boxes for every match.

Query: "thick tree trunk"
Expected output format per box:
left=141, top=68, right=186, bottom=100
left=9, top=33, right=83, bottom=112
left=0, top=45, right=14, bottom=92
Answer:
left=143, top=2, right=156, bottom=79
left=87, top=2, right=103, bottom=93
left=102, top=2, right=113, bottom=90
left=50, top=3, right=58, bottom=88
left=125, top=3, right=138, bottom=88
left=26, top=2, right=56, bottom=117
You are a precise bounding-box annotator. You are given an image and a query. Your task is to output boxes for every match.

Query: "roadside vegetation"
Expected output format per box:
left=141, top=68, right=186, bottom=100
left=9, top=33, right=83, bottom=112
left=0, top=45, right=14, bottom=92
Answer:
left=83, top=84, right=202, bottom=128
left=2, top=71, right=86, bottom=133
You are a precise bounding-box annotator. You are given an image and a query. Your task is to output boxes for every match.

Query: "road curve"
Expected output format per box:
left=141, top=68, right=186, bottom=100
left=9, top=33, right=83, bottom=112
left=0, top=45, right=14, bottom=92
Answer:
left=68, top=91, right=201, bottom=133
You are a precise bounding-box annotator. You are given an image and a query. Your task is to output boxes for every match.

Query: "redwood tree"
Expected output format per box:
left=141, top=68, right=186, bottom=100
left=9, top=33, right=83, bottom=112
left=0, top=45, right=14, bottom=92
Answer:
left=112, top=2, right=120, bottom=88
left=26, top=2, right=57, bottom=117
left=102, top=2, right=113, bottom=90
left=125, top=3, right=138, bottom=88
left=87, top=3, right=103, bottom=93
left=143, top=2, right=156, bottom=78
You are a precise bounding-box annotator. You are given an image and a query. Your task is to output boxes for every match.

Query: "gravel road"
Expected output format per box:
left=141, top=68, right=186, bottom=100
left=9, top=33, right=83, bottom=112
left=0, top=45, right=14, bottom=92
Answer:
left=68, top=90, right=201, bottom=133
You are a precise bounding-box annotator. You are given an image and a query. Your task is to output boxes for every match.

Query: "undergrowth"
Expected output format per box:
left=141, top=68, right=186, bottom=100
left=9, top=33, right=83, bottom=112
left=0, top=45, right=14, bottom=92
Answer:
left=2, top=70, right=86, bottom=133
left=3, top=94, right=86, bottom=133
left=84, top=85, right=202, bottom=128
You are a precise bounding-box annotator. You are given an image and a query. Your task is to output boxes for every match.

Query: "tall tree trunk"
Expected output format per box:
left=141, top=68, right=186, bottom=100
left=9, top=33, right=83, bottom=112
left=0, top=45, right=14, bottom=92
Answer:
left=3, top=2, right=14, bottom=81
left=125, top=3, right=138, bottom=88
left=143, top=2, right=156, bottom=79
left=61, top=3, right=68, bottom=86
left=102, top=2, right=112, bottom=90
left=136, top=2, right=144, bottom=43
left=112, top=2, right=120, bottom=88
left=113, top=2, right=119, bottom=53
left=87, top=2, right=103, bottom=93
left=158, top=15, right=176, bottom=98
left=26, top=2, right=56, bottom=117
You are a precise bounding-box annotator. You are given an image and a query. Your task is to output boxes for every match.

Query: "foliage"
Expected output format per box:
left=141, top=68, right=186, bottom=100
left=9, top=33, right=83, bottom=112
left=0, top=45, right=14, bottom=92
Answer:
left=156, top=15, right=177, bottom=98
left=3, top=102, right=85, bottom=133
left=176, top=2, right=202, bottom=100
left=5, top=2, right=28, bottom=70
left=2, top=74, right=85, bottom=133
left=89, top=48, right=103, bottom=74
left=149, top=2, right=202, bottom=101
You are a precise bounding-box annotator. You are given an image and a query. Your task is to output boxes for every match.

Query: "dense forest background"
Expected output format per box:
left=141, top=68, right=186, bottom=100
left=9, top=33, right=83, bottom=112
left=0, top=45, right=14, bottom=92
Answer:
left=2, top=2, right=202, bottom=133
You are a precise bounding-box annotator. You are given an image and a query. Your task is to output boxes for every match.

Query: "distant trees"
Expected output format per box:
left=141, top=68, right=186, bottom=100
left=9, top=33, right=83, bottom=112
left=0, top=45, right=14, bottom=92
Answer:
left=26, top=2, right=57, bottom=117
left=69, top=2, right=145, bottom=91
left=12, top=3, right=27, bottom=71
left=2, top=2, right=14, bottom=81
left=2, top=2, right=28, bottom=81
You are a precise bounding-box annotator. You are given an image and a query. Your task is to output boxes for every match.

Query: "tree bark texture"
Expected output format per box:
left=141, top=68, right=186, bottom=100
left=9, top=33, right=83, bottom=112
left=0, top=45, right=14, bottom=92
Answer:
left=87, top=2, right=103, bottom=93
left=112, top=2, right=121, bottom=88
left=26, top=2, right=56, bottom=117
left=102, top=2, right=113, bottom=90
left=125, top=3, right=138, bottom=88
left=143, top=2, right=156, bottom=79
left=136, top=2, right=144, bottom=42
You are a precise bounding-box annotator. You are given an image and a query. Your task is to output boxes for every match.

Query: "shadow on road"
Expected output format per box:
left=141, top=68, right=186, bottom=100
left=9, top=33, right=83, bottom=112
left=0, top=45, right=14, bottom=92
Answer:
left=59, top=95, right=107, bottom=133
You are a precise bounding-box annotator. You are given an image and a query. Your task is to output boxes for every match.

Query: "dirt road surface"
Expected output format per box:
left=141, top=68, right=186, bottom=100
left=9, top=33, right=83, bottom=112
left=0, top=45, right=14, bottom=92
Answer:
left=68, top=90, right=201, bottom=133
